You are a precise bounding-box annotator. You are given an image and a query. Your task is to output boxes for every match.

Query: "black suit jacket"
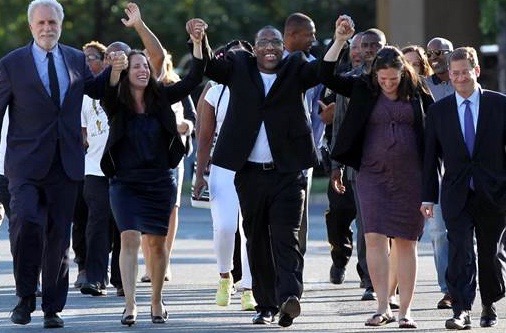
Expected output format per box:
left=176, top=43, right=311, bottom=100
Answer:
left=100, top=59, right=204, bottom=178
left=204, top=50, right=319, bottom=172
left=423, top=89, right=506, bottom=219
left=0, top=42, right=108, bottom=181
left=319, top=60, right=433, bottom=171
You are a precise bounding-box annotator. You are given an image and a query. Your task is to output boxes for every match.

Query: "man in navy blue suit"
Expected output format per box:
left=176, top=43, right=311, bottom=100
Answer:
left=0, top=0, right=123, bottom=328
left=421, top=47, right=506, bottom=330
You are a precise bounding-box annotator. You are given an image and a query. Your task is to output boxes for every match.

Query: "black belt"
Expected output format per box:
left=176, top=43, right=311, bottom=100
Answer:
left=245, top=161, right=276, bottom=171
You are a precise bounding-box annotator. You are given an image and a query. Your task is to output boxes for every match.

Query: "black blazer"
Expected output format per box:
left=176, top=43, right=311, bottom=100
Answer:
left=319, top=60, right=433, bottom=171
left=422, top=89, right=506, bottom=219
left=100, top=59, right=204, bottom=178
left=204, top=50, right=319, bottom=172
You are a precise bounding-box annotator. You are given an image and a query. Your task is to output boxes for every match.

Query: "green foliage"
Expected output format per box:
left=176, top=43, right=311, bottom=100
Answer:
left=480, top=0, right=506, bottom=35
left=0, top=0, right=374, bottom=64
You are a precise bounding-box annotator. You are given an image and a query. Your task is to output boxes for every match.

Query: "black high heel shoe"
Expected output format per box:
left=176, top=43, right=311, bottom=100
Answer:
left=151, top=305, right=168, bottom=324
left=121, top=309, right=137, bottom=326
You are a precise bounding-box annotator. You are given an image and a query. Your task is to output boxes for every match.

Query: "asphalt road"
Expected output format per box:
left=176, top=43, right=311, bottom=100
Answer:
left=0, top=194, right=504, bottom=332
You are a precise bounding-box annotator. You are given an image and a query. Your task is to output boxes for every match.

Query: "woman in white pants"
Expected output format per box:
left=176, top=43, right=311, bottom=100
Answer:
left=194, top=41, right=256, bottom=310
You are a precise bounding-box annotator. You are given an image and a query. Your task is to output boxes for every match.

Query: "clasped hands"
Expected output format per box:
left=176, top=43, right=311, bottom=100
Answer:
left=186, top=18, right=208, bottom=44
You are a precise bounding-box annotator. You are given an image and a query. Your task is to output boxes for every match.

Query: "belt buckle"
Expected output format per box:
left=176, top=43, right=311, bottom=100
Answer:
left=262, top=162, right=274, bottom=170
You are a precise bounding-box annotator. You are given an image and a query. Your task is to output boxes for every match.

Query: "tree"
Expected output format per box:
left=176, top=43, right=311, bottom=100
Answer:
left=480, top=0, right=506, bottom=92
left=0, top=0, right=375, bottom=66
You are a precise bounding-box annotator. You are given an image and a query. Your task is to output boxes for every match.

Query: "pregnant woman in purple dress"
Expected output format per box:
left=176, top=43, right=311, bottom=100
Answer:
left=320, top=16, right=434, bottom=329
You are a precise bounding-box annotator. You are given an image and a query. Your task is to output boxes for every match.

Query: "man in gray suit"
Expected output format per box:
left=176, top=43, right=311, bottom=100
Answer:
left=0, top=0, right=123, bottom=328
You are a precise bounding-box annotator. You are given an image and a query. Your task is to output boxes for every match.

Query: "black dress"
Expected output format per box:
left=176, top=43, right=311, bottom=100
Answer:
left=109, top=113, right=176, bottom=236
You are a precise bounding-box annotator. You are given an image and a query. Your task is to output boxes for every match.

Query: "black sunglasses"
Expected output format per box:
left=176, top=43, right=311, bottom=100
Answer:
left=426, top=49, right=451, bottom=57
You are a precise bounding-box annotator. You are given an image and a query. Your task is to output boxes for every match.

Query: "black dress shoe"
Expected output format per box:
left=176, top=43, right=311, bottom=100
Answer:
left=361, top=287, right=377, bottom=301
left=278, top=296, right=301, bottom=327
left=445, top=311, right=471, bottom=330
left=330, top=264, right=346, bottom=284
left=116, top=287, right=125, bottom=297
left=252, top=310, right=275, bottom=324
left=80, top=282, right=107, bottom=296
left=43, top=312, right=64, bottom=328
left=480, top=303, right=498, bottom=327
left=10, top=296, right=36, bottom=325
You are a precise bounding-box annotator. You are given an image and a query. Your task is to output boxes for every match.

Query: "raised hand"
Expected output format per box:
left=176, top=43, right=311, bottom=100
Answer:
left=186, top=18, right=208, bottom=44
left=121, top=2, right=142, bottom=28
left=334, top=15, right=355, bottom=41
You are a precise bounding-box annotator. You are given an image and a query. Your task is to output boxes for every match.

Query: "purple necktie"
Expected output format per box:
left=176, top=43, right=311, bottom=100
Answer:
left=463, top=100, right=475, bottom=155
left=463, top=99, right=475, bottom=189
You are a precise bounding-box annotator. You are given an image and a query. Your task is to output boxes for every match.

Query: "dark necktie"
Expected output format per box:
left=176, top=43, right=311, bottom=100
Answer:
left=463, top=99, right=475, bottom=189
left=47, top=52, right=60, bottom=107
left=463, top=100, right=475, bottom=155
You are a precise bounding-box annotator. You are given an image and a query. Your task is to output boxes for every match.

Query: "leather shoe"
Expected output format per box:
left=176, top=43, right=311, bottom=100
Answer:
left=10, top=296, right=36, bottom=325
left=445, top=311, right=471, bottom=330
left=480, top=303, right=498, bottom=327
left=116, top=287, right=125, bottom=297
left=361, top=287, right=377, bottom=301
left=437, top=293, right=452, bottom=309
left=80, top=282, right=107, bottom=296
left=43, top=312, right=64, bottom=328
left=330, top=264, right=346, bottom=284
left=252, top=310, right=275, bottom=324
left=278, top=296, right=301, bottom=327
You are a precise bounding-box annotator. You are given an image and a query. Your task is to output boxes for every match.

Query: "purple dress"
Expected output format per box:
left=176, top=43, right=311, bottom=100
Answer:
left=356, top=93, right=424, bottom=240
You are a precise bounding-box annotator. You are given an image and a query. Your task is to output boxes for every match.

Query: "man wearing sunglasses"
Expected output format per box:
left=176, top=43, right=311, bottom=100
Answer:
left=423, top=37, right=455, bottom=311
left=426, top=37, right=455, bottom=100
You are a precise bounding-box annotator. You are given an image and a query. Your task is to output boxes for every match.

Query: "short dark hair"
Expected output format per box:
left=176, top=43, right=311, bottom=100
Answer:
left=362, top=28, right=387, bottom=45
left=284, top=12, right=313, bottom=34
left=449, top=47, right=479, bottom=68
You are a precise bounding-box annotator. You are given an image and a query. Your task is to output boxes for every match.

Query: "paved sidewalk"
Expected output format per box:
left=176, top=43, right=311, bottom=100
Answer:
left=0, top=199, right=505, bottom=332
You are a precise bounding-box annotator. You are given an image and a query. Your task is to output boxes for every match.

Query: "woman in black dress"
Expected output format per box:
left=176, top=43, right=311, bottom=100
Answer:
left=320, top=16, right=433, bottom=328
left=103, top=22, right=206, bottom=326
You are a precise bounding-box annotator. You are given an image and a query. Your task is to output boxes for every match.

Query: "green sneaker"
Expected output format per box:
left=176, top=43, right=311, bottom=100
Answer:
left=215, top=277, right=233, bottom=306
left=241, top=290, right=257, bottom=311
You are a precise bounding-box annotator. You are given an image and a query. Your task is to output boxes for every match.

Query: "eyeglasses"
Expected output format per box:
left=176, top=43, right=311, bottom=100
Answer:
left=85, top=54, right=102, bottom=62
left=449, top=68, right=475, bottom=78
left=255, top=39, right=283, bottom=48
left=426, top=49, right=451, bottom=58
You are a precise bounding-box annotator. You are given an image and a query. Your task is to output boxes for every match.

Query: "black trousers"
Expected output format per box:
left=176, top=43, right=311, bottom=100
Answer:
left=72, top=181, right=88, bottom=271
left=325, top=176, right=356, bottom=268
left=235, top=164, right=305, bottom=312
left=8, top=153, right=78, bottom=313
left=83, top=175, right=113, bottom=287
left=445, top=191, right=506, bottom=314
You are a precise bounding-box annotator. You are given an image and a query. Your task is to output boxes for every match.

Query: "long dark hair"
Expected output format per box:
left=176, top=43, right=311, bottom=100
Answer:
left=118, top=49, right=160, bottom=112
left=370, top=46, right=429, bottom=101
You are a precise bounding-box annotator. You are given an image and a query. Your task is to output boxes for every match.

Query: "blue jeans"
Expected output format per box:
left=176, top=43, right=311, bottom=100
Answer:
left=426, top=203, right=449, bottom=294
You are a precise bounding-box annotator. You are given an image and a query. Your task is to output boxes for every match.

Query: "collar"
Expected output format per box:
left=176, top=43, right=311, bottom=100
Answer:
left=455, top=88, right=480, bottom=107
left=31, top=41, right=61, bottom=63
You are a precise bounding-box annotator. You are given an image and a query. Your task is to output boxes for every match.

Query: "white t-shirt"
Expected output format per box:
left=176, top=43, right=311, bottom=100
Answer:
left=81, top=96, right=109, bottom=176
left=204, top=84, right=229, bottom=140
left=248, top=72, right=276, bottom=163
